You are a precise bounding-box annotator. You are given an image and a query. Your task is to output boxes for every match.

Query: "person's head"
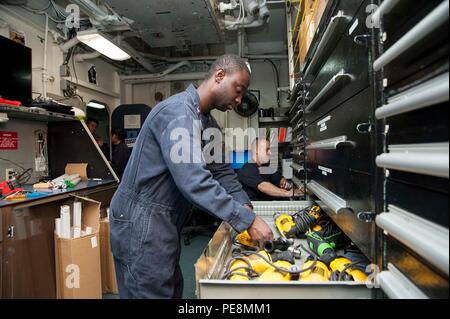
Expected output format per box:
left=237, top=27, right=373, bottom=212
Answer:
left=155, top=92, right=164, bottom=103
left=251, top=138, right=271, bottom=166
left=204, top=54, right=251, bottom=112
left=111, top=128, right=126, bottom=145
left=86, top=118, right=99, bottom=134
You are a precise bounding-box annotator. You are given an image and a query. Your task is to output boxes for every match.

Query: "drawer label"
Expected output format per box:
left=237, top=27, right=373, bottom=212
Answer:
left=349, top=19, right=359, bottom=35
left=317, top=116, right=332, bottom=127
left=318, top=165, right=333, bottom=176
left=317, top=116, right=331, bottom=133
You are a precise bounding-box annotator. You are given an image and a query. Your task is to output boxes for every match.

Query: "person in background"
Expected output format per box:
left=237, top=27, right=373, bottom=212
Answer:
left=110, top=128, right=131, bottom=180
left=85, top=117, right=110, bottom=160
left=238, top=138, right=304, bottom=201
left=155, top=91, right=165, bottom=103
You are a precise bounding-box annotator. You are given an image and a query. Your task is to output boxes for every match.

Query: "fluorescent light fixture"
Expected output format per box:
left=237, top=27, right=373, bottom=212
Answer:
left=77, top=30, right=131, bottom=61
left=87, top=101, right=106, bottom=109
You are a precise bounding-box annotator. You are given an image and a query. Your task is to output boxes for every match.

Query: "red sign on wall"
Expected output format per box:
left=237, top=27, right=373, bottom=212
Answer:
left=0, top=131, right=18, bottom=150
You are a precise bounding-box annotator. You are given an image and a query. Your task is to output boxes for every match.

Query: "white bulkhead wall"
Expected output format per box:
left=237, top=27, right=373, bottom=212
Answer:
left=0, top=5, right=121, bottom=113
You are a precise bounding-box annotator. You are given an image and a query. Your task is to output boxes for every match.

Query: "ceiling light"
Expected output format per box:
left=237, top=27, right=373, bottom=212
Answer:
left=87, top=101, right=106, bottom=109
left=77, top=30, right=131, bottom=61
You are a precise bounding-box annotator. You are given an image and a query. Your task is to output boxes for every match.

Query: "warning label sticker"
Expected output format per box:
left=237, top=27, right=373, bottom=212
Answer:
left=0, top=131, right=18, bottom=150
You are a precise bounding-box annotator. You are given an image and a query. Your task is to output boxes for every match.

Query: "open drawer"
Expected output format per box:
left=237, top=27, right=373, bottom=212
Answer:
left=195, top=201, right=375, bottom=299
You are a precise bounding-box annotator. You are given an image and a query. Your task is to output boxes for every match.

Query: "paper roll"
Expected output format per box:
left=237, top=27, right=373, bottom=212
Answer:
left=73, top=202, right=82, bottom=228
left=55, top=218, right=61, bottom=237
left=70, top=178, right=81, bottom=186
left=66, top=174, right=81, bottom=182
left=60, top=205, right=71, bottom=239
left=73, top=227, right=81, bottom=239
left=52, top=174, right=68, bottom=184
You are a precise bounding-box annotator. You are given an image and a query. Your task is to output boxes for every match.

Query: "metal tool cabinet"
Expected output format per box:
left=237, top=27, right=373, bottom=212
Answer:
left=288, top=0, right=448, bottom=299
left=373, top=0, right=449, bottom=299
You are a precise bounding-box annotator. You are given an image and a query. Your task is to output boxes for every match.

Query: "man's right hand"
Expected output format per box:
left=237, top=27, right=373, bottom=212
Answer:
left=247, top=215, right=274, bottom=249
left=293, top=187, right=304, bottom=197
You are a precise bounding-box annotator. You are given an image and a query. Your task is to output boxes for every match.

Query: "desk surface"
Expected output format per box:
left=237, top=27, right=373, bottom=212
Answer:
left=0, top=179, right=117, bottom=208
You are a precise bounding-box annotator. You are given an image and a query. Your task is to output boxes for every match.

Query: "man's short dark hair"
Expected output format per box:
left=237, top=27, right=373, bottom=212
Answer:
left=206, top=54, right=251, bottom=80
left=86, top=118, right=99, bottom=126
left=111, top=128, right=126, bottom=142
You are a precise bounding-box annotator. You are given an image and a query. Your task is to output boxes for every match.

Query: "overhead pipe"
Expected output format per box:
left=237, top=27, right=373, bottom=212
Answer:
left=246, top=54, right=288, bottom=59
left=70, top=0, right=127, bottom=27
left=226, top=0, right=270, bottom=30
left=59, top=37, right=79, bottom=52
left=120, top=72, right=207, bottom=84
left=119, top=61, right=194, bottom=81
left=74, top=51, right=102, bottom=62
left=160, top=61, right=194, bottom=76
left=113, top=36, right=156, bottom=73
left=138, top=52, right=287, bottom=62
left=225, top=15, right=266, bottom=30
left=139, top=53, right=220, bottom=62
left=42, top=13, right=49, bottom=99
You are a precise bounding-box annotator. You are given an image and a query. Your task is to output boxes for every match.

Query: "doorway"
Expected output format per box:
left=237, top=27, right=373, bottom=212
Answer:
left=86, top=100, right=110, bottom=159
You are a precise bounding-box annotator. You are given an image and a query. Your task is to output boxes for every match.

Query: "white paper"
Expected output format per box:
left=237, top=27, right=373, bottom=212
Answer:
left=73, top=202, right=82, bottom=228
left=55, top=218, right=61, bottom=237
left=73, top=227, right=81, bottom=239
left=60, top=205, right=71, bottom=239
left=124, top=114, right=141, bottom=129
left=91, top=236, right=98, bottom=248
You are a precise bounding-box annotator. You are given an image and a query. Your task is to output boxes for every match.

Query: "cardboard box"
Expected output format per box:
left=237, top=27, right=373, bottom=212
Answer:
left=54, top=196, right=102, bottom=299
left=100, top=218, right=119, bottom=294
left=299, top=0, right=329, bottom=69
left=65, top=163, right=88, bottom=181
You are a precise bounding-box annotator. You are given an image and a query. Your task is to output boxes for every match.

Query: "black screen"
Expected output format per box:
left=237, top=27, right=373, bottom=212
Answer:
left=0, top=35, right=32, bottom=106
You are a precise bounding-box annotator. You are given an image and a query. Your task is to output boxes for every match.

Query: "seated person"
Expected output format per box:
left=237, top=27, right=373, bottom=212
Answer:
left=110, top=128, right=131, bottom=180
left=238, top=138, right=304, bottom=201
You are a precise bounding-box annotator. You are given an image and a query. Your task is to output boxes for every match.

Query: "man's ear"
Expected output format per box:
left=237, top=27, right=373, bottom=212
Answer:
left=215, top=68, right=226, bottom=84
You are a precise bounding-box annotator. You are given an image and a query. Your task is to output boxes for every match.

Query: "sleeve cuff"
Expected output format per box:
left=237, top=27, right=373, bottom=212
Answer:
left=228, top=205, right=256, bottom=233
left=231, top=190, right=252, bottom=207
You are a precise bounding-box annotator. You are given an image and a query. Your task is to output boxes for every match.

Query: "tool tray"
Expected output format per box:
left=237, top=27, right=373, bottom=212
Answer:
left=195, top=201, right=376, bottom=299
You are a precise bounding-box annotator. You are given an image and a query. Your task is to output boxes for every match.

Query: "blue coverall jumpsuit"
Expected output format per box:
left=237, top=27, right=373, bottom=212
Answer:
left=110, top=84, right=256, bottom=299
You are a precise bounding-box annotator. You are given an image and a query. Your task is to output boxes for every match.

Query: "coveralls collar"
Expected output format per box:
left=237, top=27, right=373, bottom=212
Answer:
left=186, top=84, right=203, bottom=115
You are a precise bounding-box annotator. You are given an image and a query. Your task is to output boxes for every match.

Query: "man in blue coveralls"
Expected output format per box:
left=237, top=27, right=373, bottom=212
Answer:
left=110, top=54, right=274, bottom=299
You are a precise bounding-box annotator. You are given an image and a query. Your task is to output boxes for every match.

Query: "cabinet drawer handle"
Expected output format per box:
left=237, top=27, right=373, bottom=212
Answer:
left=304, top=11, right=350, bottom=79
left=306, top=136, right=355, bottom=150
left=305, top=70, right=352, bottom=113
left=378, top=264, right=428, bottom=299
left=290, top=109, right=304, bottom=125
left=306, top=181, right=352, bottom=214
left=376, top=205, right=449, bottom=276
left=373, top=0, right=449, bottom=71
left=376, top=143, right=449, bottom=178
left=290, top=163, right=304, bottom=174
left=376, top=72, right=449, bottom=119
left=292, top=176, right=303, bottom=188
